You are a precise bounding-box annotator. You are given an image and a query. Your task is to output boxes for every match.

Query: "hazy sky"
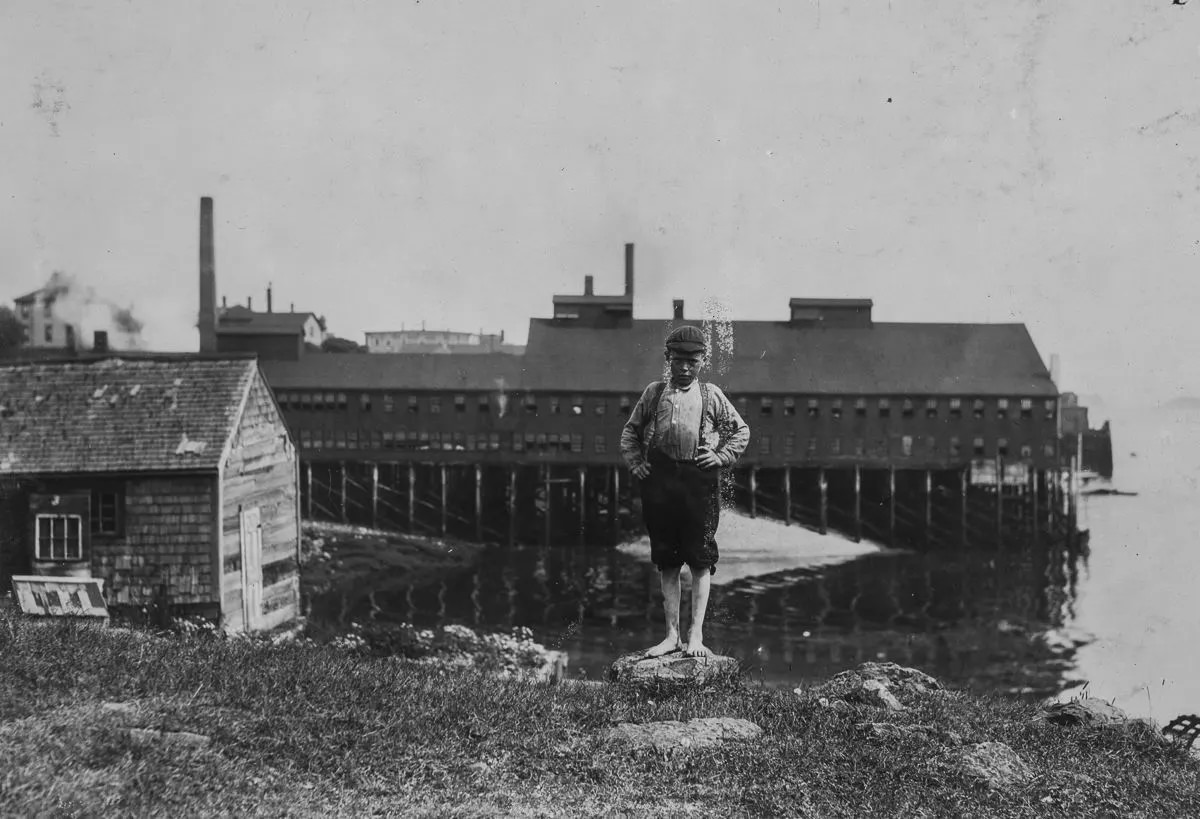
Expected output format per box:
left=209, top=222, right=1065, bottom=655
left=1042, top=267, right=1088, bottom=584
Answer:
left=2, top=1, right=1198, bottom=407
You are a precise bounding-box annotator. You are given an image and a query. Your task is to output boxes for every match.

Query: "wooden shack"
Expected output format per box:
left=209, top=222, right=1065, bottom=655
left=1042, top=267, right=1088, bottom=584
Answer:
left=0, top=353, right=300, bottom=632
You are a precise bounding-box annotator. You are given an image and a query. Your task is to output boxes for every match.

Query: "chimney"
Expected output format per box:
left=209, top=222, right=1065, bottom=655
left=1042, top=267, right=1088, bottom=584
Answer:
left=247, top=296, right=252, bottom=310
left=93, top=330, right=109, bottom=353
left=624, top=243, right=634, bottom=297
left=267, top=283, right=273, bottom=313
left=673, top=299, right=684, bottom=320
left=584, top=275, right=594, bottom=296
left=198, top=197, right=217, bottom=352
left=290, top=302, right=294, bottom=312
left=222, top=295, right=227, bottom=308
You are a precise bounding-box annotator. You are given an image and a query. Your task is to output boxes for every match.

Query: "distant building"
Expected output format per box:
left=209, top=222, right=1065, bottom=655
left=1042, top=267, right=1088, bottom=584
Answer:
left=11, top=272, right=77, bottom=349
left=215, top=300, right=325, bottom=361
left=364, top=328, right=523, bottom=355
left=0, top=353, right=302, bottom=632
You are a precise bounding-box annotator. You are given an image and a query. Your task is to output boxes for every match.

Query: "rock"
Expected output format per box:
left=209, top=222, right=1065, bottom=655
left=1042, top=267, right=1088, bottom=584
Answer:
left=127, top=728, right=211, bottom=749
left=606, top=717, right=762, bottom=753
left=100, top=702, right=138, bottom=717
left=811, top=662, right=943, bottom=711
left=607, top=649, right=740, bottom=690
left=861, top=679, right=905, bottom=711
left=1035, top=697, right=1129, bottom=728
left=956, top=741, right=1033, bottom=790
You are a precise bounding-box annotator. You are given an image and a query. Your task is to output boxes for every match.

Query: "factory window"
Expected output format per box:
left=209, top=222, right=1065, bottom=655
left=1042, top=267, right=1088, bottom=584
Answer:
left=619, top=396, right=632, bottom=413
left=902, top=399, right=914, bottom=418
left=478, top=395, right=490, bottom=414
left=830, top=437, right=841, bottom=455
left=925, top=435, right=937, bottom=454
left=972, top=437, right=985, bottom=456
left=901, top=435, right=913, bottom=457
left=550, top=397, right=561, bottom=415
left=807, top=398, right=819, bottom=418
left=806, top=437, right=818, bottom=455
left=467, top=434, right=477, bottom=451
left=299, top=393, right=312, bottom=410
left=335, top=431, right=347, bottom=449
left=1043, top=443, right=1055, bottom=457
left=878, top=398, right=891, bottom=418
left=996, top=398, right=1009, bottom=420
left=489, top=433, right=500, bottom=451
left=1020, top=399, right=1034, bottom=419
left=1043, top=399, right=1055, bottom=421
left=1020, top=444, right=1033, bottom=459
left=453, top=432, right=466, bottom=450
left=571, top=434, right=583, bottom=453
left=760, top=397, right=773, bottom=417
left=831, top=400, right=843, bottom=420
left=972, top=399, right=985, bottom=420
left=594, top=435, right=607, bottom=454
left=407, top=396, right=419, bottom=414
left=855, top=398, right=867, bottom=418
left=512, top=432, right=525, bottom=452
left=759, top=435, right=772, bottom=455
left=322, top=392, right=335, bottom=408
left=43, top=298, right=54, bottom=319
left=18, top=302, right=30, bottom=319
left=44, top=325, right=54, bottom=343
left=300, top=430, right=312, bottom=449
left=429, top=396, right=441, bottom=414
left=524, top=396, right=539, bottom=416
left=21, top=327, right=29, bottom=343
left=594, top=401, right=607, bottom=416
left=784, top=433, right=796, bottom=456
left=854, top=438, right=865, bottom=456
left=360, top=393, right=372, bottom=412
left=336, top=393, right=348, bottom=410
left=454, top=394, right=467, bottom=413
left=873, top=439, right=887, bottom=456
left=783, top=397, right=796, bottom=417
left=997, top=438, right=1009, bottom=457
left=737, top=397, right=749, bottom=417
left=949, top=436, right=961, bottom=456
left=35, top=514, right=83, bottom=562
left=371, top=430, right=382, bottom=449
left=90, top=488, right=122, bottom=536
left=383, top=394, right=394, bottom=413
left=572, top=396, right=584, bottom=416
left=347, top=431, right=359, bottom=449
left=949, top=398, right=962, bottom=419
left=926, top=398, right=938, bottom=419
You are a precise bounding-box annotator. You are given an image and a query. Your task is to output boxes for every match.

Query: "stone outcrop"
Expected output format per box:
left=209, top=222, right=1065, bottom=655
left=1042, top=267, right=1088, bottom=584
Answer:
left=1034, top=697, right=1129, bottom=728
left=606, top=717, right=762, bottom=753
left=955, top=741, right=1033, bottom=790
left=806, top=662, right=943, bottom=710
left=607, top=649, right=740, bottom=690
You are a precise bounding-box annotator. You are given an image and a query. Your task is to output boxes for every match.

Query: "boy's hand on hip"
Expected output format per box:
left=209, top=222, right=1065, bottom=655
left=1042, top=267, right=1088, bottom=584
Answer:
left=631, top=463, right=652, bottom=479
left=695, top=450, right=721, bottom=470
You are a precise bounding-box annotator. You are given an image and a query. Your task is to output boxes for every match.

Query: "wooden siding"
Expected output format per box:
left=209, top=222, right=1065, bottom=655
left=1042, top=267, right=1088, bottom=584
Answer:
left=221, top=373, right=300, bottom=631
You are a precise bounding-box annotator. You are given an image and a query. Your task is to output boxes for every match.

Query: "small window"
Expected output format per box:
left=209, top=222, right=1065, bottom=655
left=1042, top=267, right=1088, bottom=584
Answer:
left=925, top=435, right=937, bottom=453
left=383, top=430, right=395, bottom=447
left=619, top=396, right=632, bottom=413
left=831, top=400, right=843, bottom=420
left=949, top=398, right=962, bottom=419
left=43, top=298, right=54, bottom=319
left=806, top=398, right=819, bottom=418
left=467, top=434, right=477, bottom=451
left=429, top=396, right=442, bottom=414
left=972, top=399, right=985, bottom=420
left=347, top=431, right=359, bottom=449
left=759, top=435, right=772, bottom=455
left=300, top=393, right=313, bottom=410
left=300, top=430, right=313, bottom=449
left=407, top=396, right=419, bottom=414
left=737, top=397, right=749, bottom=417
left=950, top=436, right=961, bottom=456
left=972, top=436, right=985, bottom=456
left=997, top=438, right=1008, bottom=457
left=806, top=437, right=818, bottom=455
left=335, top=431, right=347, bottom=449
left=594, top=435, right=607, bottom=453
left=830, top=437, right=841, bottom=455
left=878, top=398, right=890, bottom=418
left=1020, top=444, right=1032, bottom=459
left=550, top=397, right=561, bottom=415
left=901, top=399, right=914, bottom=418
left=784, top=433, right=796, bottom=456
left=571, top=396, right=584, bottom=416
left=336, top=393, right=348, bottom=410
left=478, top=395, right=490, bottom=414
left=593, top=401, right=607, bottom=416
left=996, top=398, right=1009, bottom=420
left=91, top=490, right=122, bottom=535
left=854, top=398, right=867, bottom=418
left=570, top=434, right=583, bottom=453
left=359, top=393, right=372, bottom=412
left=323, top=392, right=336, bottom=408
left=853, top=438, right=865, bottom=456
left=901, top=435, right=913, bottom=457
left=275, top=392, right=289, bottom=410
left=489, top=433, right=500, bottom=451
left=1043, top=443, right=1055, bottom=457
left=372, top=430, right=383, bottom=449
left=454, top=395, right=466, bottom=413
left=524, top=396, right=539, bottom=416
left=36, top=514, right=83, bottom=561
left=783, top=397, right=796, bottom=417
left=925, top=398, right=938, bottom=419
left=1043, top=399, right=1056, bottom=421
left=383, top=394, right=395, bottom=413
left=1020, top=399, right=1033, bottom=419
left=512, top=432, right=525, bottom=452
left=760, top=397, right=773, bottom=417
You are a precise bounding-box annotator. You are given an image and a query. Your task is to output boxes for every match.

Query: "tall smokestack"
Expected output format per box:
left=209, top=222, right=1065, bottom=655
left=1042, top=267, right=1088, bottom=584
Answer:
left=673, top=299, right=684, bottom=320
left=93, top=330, right=108, bottom=353
left=267, top=283, right=273, bottom=313
left=584, top=275, right=594, bottom=296
left=198, top=197, right=217, bottom=352
left=624, top=243, right=634, bottom=297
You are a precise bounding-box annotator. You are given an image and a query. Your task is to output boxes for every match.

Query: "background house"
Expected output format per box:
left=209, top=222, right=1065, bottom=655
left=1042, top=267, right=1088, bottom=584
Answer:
left=0, top=351, right=301, bottom=632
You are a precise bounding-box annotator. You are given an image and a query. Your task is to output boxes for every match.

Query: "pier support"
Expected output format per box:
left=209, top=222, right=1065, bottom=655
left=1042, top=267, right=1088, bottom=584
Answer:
left=784, top=465, right=792, bottom=526
left=508, top=465, right=518, bottom=545
left=578, top=465, right=587, bottom=541
left=440, top=463, right=448, bottom=537
left=474, top=463, right=483, bottom=542
left=1032, top=469, right=1040, bottom=544
left=542, top=464, right=552, bottom=545
left=340, top=460, right=348, bottom=524
left=819, top=467, right=828, bottom=535
left=996, top=456, right=1004, bottom=544
left=371, top=462, right=379, bottom=528
left=853, top=465, right=862, bottom=543
left=888, top=466, right=896, bottom=543
left=749, top=467, right=758, bottom=518
left=924, top=469, right=932, bottom=534
left=408, top=463, right=416, bottom=534
left=960, top=467, right=969, bottom=546
left=305, top=462, right=313, bottom=519
left=611, top=465, right=621, bottom=539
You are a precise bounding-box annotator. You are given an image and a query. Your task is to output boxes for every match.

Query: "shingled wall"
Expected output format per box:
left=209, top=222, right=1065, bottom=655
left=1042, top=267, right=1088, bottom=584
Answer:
left=221, top=373, right=299, bottom=632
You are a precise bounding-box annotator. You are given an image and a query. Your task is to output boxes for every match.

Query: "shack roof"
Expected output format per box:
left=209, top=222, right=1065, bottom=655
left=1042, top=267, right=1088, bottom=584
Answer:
left=0, top=355, right=261, bottom=474
left=260, top=353, right=526, bottom=391
left=217, top=307, right=316, bottom=336
left=519, top=319, right=1058, bottom=396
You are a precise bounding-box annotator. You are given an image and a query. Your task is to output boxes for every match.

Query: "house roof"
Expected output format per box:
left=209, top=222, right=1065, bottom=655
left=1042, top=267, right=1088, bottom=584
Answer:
left=260, top=353, right=526, bottom=391
left=216, top=307, right=316, bottom=336
left=0, top=355, right=260, bottom=474
left=519, top=319, right=1058, bottom=396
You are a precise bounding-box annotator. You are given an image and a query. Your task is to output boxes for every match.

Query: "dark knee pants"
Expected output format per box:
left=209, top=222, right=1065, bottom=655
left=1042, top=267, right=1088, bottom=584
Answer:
left=640, top=449, right=720, bottom=574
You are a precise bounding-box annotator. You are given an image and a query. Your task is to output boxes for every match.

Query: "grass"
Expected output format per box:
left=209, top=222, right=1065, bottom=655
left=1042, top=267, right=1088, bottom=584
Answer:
left=1, top=607, right=1197, bottom=817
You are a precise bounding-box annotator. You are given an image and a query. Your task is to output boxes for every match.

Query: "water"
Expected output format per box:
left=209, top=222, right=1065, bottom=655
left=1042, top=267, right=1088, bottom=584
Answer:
left=307, top=404, right=1200, bottom=719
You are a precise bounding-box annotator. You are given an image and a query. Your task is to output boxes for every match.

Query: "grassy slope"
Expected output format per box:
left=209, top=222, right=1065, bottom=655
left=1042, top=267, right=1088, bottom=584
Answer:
left=1, top=613, right=1196, bottom=818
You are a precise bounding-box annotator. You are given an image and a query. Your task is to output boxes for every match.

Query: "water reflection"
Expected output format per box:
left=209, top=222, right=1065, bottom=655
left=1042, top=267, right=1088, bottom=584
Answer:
left=307, top=530, right=1088, bottom=699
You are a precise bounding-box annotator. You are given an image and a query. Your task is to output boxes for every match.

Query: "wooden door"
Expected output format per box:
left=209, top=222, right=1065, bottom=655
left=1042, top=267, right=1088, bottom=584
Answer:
left=239, top=506, right=263, bottom=631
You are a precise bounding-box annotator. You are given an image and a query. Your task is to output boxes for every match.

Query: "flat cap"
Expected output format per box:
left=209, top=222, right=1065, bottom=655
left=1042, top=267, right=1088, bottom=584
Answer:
left=664, top=325, right=707, bottom=353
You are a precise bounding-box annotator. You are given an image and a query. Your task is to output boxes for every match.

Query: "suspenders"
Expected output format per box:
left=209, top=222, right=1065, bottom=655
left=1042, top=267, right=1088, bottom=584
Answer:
left=641, top=380, right=713, bottom=456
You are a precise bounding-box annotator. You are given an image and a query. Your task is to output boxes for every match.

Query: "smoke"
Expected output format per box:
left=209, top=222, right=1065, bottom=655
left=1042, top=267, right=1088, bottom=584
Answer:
left=41, top=270, right=145, bottom=351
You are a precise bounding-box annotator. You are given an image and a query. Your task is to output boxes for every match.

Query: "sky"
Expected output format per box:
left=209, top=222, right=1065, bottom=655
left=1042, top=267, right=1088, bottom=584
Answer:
left=2, top=0, right=1199, bottom=409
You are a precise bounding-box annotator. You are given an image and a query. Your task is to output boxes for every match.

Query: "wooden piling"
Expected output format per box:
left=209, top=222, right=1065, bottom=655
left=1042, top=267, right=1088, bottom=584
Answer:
left=924, top=469, right=932, bottom=533
left=889, top=466, right=896, bottom=543
left=749, top=467, right=758, bottom=518
left=408, top=463, right=416, bottom=534
left=960, top=467, right=969, bottom=546
left=371, top=462, right=379, bottom=528
left=340, top=460, right=348, bottom=524
left=542, top=463, right=552, bottom=545
left=819, top=467, right=828, bottom=535
left=305, top=462, right=313, bottom=519
left=474, top=463, right=483, bottom=542
left=611, top=465, right=621, bottom=538
left=995, top=456, right=1003, bottom=543
left=1031, top=468, right=1040, bottom=545
left=578, top=465, right=587, bottom=540
left=784, top=465, right=792, bottom=526
left=508, top=465, right=518, bottom=545
left=440, top=463, right=448, bottom=537
left=853, top=465, right=861, bottom=543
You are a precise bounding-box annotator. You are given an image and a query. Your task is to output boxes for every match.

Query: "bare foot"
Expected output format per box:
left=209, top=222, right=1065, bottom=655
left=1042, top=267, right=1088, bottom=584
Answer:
left=684, top=637, right=713, bottom=658
left=646, top=635, right=682, bottom=657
